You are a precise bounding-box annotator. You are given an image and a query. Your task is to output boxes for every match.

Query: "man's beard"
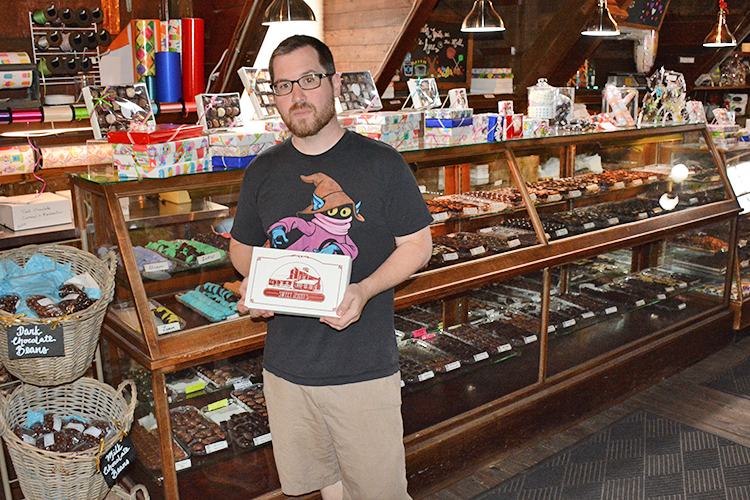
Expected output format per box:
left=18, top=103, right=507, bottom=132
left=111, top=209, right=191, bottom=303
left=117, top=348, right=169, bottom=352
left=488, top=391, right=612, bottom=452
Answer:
left=281, top=96, right=336, bottom=138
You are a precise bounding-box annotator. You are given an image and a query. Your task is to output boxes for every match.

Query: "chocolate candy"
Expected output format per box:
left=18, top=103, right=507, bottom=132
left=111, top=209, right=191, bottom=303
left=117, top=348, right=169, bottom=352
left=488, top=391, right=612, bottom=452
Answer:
left=225, top=411, right=270, bottom=448
left=0, top=293, right=21, bottom=314
left=169, top=406, right=226, bottom=455
left=26, top=295, right=64, bottom=318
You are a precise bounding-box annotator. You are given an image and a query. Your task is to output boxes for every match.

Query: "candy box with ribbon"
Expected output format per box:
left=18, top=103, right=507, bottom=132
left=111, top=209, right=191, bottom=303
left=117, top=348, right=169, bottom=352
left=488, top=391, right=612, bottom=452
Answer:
left=112, top=136, right=208, bottom=168
left=195, top=93, right=245, bottom=133
left=83, top=83, right=156, bottom=140
left=106, top=124, right=204, bottom=145
left=424, top=108, right=473, bottom=120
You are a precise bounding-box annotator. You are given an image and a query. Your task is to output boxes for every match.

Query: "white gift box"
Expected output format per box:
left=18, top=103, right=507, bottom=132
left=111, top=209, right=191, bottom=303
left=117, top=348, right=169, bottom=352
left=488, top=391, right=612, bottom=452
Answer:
left=351, top=111, right=422, bottom=127
left=0, top=192, right=72, bottom=231
left=245, top=247, right=352, bottom=318
left=424, top=126, right=473, bottom=147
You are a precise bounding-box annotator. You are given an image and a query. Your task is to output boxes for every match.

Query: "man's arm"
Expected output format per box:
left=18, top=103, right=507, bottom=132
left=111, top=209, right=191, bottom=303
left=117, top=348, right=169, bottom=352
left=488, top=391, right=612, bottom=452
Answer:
left=320, top=226, right=432, bottom=330
left=229, top=238, right=273, bottom=318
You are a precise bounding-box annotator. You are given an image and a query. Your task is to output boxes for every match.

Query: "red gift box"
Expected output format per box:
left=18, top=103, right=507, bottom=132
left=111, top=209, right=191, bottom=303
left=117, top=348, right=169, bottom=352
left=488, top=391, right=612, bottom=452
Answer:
left=107, top=124, right=204, bottom=144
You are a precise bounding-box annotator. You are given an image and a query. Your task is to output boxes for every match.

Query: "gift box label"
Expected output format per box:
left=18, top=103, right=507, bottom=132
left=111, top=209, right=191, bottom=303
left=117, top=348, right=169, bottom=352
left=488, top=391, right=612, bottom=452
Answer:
left=0, top=192, right=72, bottom=231
left=246, top=247, right=352, bottom=318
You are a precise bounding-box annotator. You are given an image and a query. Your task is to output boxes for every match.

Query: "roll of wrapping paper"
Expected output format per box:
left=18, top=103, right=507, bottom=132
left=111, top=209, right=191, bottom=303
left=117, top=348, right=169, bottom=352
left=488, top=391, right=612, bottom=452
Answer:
left=181, top=18, right=204, bottom=103
left=0, top=53, right=31, bottom=65
left=133, top=19, right=158, bottom=82
left=155, top=51, right=182, bottom=103
left=42, top=105, right=74, bottom=122
left=12, top=109, right=43, bottom=123
left=0, top=70, right=33, bottom=88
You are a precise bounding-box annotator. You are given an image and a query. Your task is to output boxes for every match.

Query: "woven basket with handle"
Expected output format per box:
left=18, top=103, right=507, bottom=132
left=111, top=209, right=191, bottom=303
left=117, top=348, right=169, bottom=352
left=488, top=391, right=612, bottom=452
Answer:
left=0, top=244, right=116, bottom=386
left=0, top=377, right=136, bottom=500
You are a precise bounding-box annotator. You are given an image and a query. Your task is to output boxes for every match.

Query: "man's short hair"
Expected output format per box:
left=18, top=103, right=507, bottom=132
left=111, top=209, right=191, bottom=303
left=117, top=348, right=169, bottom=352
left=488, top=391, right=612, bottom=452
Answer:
left=269, top=35, right=336, bottom=82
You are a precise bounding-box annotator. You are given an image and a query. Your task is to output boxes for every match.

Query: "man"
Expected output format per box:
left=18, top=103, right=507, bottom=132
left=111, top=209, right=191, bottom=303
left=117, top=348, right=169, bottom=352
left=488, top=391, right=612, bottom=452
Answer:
left=229, top=35, right=433, bottom=500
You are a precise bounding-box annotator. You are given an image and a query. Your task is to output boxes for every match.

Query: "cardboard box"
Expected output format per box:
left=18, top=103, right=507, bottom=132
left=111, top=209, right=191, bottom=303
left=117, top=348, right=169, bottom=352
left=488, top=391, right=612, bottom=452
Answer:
left=0, top=192, right=72, bottom=231
left=245, top=247, right=352, bottom=318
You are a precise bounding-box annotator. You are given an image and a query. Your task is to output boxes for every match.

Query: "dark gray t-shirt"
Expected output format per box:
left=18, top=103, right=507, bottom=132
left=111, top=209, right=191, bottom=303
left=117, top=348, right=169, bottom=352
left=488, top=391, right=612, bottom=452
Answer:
left=231, top=130, right=433, bottom=386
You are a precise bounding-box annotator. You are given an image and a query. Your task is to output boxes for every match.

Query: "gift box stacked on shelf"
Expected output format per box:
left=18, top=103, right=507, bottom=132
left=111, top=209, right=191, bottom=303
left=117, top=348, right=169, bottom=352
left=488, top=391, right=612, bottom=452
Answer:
left=345, top=111, right=422, bottom=151
left=424, top=108, right=474, bottom=147
left=83, top=83, right=209, bottom=179
left=208, top=130, right=277, bottom=170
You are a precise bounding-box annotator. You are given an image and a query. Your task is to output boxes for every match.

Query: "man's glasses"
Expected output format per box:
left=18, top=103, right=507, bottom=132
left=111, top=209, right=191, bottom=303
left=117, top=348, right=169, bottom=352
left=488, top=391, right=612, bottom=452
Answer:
left=271, top=73, right=334, bottom=96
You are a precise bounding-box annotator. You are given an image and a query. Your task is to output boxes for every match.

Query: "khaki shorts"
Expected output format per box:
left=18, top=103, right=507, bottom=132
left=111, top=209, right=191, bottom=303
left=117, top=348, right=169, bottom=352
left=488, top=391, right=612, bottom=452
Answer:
left=263, top=369, right=411, bottom=500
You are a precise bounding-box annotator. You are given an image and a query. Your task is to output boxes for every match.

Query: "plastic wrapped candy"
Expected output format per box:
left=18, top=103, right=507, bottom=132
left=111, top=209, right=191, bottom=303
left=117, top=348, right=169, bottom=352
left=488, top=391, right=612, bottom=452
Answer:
left=603, top=84, right=636, bottom=127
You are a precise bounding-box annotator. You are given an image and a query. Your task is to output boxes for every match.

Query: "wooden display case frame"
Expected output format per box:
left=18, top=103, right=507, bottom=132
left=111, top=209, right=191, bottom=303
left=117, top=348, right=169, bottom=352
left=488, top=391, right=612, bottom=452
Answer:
left=68, top=123, right=739, bottom=500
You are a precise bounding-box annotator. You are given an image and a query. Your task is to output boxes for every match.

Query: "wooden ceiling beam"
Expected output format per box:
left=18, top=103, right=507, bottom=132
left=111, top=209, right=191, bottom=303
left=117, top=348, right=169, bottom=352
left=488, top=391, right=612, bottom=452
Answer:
left=215, top=0, right=269, bottom=93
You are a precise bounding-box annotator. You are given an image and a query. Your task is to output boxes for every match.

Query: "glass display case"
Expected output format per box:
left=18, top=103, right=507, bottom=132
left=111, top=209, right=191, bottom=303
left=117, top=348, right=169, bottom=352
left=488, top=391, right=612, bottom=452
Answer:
left=68, top=123, right=739, bottom=500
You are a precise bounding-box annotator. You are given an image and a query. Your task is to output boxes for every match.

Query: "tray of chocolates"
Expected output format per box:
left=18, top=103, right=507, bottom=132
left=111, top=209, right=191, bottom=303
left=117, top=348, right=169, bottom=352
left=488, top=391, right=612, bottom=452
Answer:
left=420, top=331, right=490, bottom=364
left=433, top=235, right=490, bottom=259
left=229, top=353, right=264, bottom=382
left=481, top=318, right=539, bottom=347
left=133, top=245, right=175, bottom=277
left=468, top=187, right=524, bottom=207
left=478, top=225, right=538, bottom=249
left=83, top=83, right=156, bottom=139
left=175, top=282, right=241, bottom=323
left=394, top=315, right=428, bottom=337
left=398, top=338, right=462, bottom=374
left=130, top=422, right=190, bottom=472
left=231, top=385, right=268, bottom=418
left=395, top=306, right=440, bottom=328
left=195, top=363, right=249, bottom=389
left=196, top=93, right=244, bottom=132
left=223, top=410, right=271, bottom=449
left=149, top=299, right=186, bottom=335
left=169, top=405, right=228, bottom=456
left=399, top=356, right=435, bottom=384
left=146, top=239, right=227, bottom=269
left=443, top=324, right=515, bottom=356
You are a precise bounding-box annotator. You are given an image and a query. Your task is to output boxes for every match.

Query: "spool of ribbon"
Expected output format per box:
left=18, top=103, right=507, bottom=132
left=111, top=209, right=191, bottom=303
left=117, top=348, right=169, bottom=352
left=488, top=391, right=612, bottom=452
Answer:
left=31, top=5, right=57, bottom=25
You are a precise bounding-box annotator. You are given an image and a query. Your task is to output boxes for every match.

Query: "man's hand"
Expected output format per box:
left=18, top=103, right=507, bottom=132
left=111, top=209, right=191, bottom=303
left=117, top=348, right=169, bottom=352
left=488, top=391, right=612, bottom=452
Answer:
left=237, top=276, right=274, bottom=319
left=320, top=283, right=369, bottom=330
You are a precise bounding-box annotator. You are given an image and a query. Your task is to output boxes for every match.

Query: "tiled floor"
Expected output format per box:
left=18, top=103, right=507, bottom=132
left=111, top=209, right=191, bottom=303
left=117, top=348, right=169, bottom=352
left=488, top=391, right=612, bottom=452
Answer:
left=422, top=331, right=750, bottom=499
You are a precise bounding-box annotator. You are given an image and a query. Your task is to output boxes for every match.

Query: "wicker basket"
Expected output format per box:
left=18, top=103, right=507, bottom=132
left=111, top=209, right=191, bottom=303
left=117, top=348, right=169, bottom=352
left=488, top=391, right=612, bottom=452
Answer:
left=0, top=244, right=116, bottom=386
left=0, top=377, right=136, bottom=500
left=106, top=484, right=150, bottom=500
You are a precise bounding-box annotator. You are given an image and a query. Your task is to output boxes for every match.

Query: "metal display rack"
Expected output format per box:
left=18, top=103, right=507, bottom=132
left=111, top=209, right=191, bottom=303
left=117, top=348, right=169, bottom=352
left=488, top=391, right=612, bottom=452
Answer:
left=28, top=12, right=103, bottom=92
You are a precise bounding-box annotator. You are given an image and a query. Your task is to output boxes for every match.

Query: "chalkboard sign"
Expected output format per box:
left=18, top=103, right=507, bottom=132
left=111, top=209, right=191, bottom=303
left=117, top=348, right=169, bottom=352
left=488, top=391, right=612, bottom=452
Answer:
left=622, top=0, right=671, bottom=30
left=397, top=21, right=470, bottom=85
left=7, top=323, right=64, bottom=359
left=100, top=435, right=137, bottom=488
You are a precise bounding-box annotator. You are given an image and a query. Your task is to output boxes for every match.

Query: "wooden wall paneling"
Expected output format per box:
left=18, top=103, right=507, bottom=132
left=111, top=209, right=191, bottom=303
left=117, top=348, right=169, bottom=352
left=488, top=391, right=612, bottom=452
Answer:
left=325, top=0, right=413, bottom=77
left=213, top=0, right=268, bottom=93
left=515, top=0, right=599, bottom=95
left=373, top=0, right=441, bottom=93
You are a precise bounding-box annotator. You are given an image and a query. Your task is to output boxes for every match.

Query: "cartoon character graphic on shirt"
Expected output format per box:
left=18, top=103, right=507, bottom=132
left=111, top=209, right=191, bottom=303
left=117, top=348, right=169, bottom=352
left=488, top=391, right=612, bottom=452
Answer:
left=267, top=173, right=363, bottom=260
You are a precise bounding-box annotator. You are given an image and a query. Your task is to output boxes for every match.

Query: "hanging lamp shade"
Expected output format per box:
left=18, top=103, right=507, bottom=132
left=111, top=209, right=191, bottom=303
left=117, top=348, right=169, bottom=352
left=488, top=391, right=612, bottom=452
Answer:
left=461, top=0, right=505, bottom=33
left=703, top=2, right=736, bottom=47
left=581, top=0, right=620, bottom=37
left=262, top=0, right=316, bottom=25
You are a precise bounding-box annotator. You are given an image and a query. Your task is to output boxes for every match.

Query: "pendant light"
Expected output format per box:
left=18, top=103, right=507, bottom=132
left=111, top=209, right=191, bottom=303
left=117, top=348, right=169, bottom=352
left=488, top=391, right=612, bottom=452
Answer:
left=581, top=0, right=620, bottom=37
left=262, top=0, right=316, bottom=25
left=703, top=0, right=736, bottom=48
left=461, top=0, right=505, bottom=33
